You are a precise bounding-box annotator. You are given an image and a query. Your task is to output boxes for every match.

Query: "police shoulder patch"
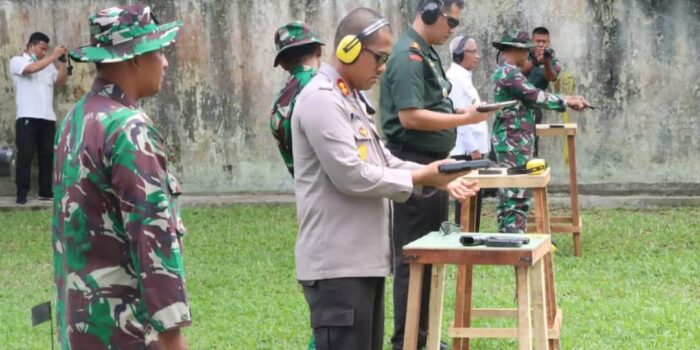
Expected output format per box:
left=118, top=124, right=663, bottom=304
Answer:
left=409, top=53, right=423, bottom=62
left=336, top=79, right=351, bottom=96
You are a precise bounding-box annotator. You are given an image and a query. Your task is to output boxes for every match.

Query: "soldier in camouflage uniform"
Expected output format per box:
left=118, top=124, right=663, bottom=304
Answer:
left=53, top=5, right=190, bottom=349
left=270, top=21, right=324, bottom=176
left=490, top=31, right=589, bottom=233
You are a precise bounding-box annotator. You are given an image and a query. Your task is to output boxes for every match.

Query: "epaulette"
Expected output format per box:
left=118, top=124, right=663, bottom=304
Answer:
left=336, top=78, right=351, bottom=97
left=407, top=42, right=425, bottom=63
left=317, top=78, right=334, bottom=91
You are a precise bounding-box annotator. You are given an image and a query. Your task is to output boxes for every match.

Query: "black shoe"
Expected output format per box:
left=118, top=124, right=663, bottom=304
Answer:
left=38, top=196, right=53, bottom=201
left=16, top=197, right=27, bottom=205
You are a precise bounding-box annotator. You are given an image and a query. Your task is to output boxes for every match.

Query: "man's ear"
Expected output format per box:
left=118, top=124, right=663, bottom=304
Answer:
left=130, top=56, right=142, bottom=70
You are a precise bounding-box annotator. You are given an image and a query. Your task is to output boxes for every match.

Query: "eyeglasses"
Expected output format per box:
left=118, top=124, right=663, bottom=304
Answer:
left=462, top=49, right=478, bottom=54
left=439, top=221, right=462, bottom=236
left=362, top=48, right=390, bottom=65
left=441, top=13, right=460, bottom=29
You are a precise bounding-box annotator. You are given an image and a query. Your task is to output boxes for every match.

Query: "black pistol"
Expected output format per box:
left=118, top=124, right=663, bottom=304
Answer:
left=460, top=235, right=530, bottom=248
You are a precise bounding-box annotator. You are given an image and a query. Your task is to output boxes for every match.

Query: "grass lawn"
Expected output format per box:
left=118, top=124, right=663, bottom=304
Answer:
left=1, top=205, right=699, bottom=349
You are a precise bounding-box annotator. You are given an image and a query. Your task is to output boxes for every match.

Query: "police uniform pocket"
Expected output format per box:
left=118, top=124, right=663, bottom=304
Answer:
left=310, top=308, right=356, bottom=349
left=351, top=119, right=372, bottom=162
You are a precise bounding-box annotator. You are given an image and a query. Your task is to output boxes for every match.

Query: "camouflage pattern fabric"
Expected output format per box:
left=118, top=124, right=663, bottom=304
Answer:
left=491, top=30, right=535, bottom=51
left=69, top=4, right=182, bottom=63
left=273, top=21, right=324, bottom=67
left=52, top=78, right=191, bottom=349
left=491, top=61, right=566, bottom=233
left=270, top=65, right=318, bottom=176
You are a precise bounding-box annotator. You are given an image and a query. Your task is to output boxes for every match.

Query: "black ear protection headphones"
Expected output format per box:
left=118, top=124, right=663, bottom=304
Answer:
left=336, top=18, right=391, bottom=64
left=420, top=0, right=445, bottom=25
left=452, top=35, right=472, bottom=63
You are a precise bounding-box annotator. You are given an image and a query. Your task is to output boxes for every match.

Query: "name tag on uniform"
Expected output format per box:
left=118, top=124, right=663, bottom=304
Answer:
left=358, top=144, right=368, bottom=161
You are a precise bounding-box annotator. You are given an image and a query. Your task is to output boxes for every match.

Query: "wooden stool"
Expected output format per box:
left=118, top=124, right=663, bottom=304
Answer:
left=402, top=232, right=562, bottom=350
left=534, top=123, right=582, bottom=256
left=459, top=167, right=552, bottom=235
left=456, top=168, right=561, bottom=350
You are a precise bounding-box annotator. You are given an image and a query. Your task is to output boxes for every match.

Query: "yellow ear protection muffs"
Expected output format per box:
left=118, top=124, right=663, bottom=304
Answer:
left=507, top=158, right=548, bottom=175
left=336, top=18, right=391, bottom=64
left=421, top=0, right=445, bottom=25
left=452, top=35, right=472, bottom=64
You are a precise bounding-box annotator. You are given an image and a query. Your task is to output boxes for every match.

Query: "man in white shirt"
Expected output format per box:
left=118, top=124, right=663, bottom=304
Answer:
left=9, top=32, right=68, bottom=204
left=447, top=35, right=489, bottom=229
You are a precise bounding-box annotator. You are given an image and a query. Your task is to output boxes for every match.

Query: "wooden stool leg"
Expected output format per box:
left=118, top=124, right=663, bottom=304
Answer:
left=530, top=259, right=549, bottom=350
left=404, top=263, right=425, bottom=350
left=533, top=189, right=551, bottom=234
left=453, top=265, right=473, bottom=350
left=427, top=265, right=446, bottom=350
left=544, top=253, right=560, bottom=350
left=567, top=135, right=582, bottom=257
left=530, top=192, right=540, bottom=233
left=460, top=196, right=478, bottom=232
left=516, top=266, right=532, bottom=350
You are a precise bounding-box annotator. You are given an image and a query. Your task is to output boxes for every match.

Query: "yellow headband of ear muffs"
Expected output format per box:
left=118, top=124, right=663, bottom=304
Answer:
left=507, top=158, right=548, bottom=175
left=336, top=18, right=390, bottom=64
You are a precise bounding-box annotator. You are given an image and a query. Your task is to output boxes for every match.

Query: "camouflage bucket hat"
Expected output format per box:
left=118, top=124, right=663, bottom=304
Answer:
left=69, top=4, right=182, bottom=63
left=491, top=30, right=534, bottom=51
left=273, top=21, right=324, bottom=67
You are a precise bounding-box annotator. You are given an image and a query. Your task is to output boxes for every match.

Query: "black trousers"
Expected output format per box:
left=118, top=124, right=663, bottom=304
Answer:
left=452, top=154, right=485, bottom=231
left=301, top=277, right=385, bottom=350
left=15, top=118, right=55, bottom=199
left=386, top=144, right=449, bottom=350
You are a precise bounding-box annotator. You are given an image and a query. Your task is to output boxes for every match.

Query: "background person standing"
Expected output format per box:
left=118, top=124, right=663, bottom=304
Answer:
left=9, top=32, right=68, bottom=204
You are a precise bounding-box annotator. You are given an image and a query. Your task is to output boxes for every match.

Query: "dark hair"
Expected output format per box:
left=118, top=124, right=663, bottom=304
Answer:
left=27, top=32, right=50, bottom=47
left=334, top=7, right=390, bottom=48
left=416, top=0, right=465, bottom=12
left=277, top=43, right=322, bottom=67
left=532, top=27, right=550, bottom=36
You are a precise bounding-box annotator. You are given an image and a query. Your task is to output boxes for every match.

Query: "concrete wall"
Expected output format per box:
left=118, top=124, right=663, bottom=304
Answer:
left=1, top=0, right=698, bottom=196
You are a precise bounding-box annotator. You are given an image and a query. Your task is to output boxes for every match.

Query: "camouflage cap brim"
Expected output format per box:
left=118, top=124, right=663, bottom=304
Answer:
left=492, top=41, right=535, bottom=51
left=70, top=20, right=182, bottom=63
left=273, top=38, right=324, bottom=67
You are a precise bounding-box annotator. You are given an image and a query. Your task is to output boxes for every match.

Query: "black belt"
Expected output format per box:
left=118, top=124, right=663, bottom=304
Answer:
left=386, top=142, right=449, bottom=160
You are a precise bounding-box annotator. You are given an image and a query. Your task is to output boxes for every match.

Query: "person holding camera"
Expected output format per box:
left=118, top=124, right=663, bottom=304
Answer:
left=9, top=32, right=68, bottom=204
left=521, top=27, right=560, bottom=90
left=520, top=27, right=561, bottom=156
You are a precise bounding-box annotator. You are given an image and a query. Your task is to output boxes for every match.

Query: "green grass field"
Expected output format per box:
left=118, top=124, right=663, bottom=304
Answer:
left=1, top=205, right=699, bottom=349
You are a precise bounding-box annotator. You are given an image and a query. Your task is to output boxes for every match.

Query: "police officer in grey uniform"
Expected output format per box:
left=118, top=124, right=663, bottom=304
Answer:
left=291, top=8, right=478, bottom=350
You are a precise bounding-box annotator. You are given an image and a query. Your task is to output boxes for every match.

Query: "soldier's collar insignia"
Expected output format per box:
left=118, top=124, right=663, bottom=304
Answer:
left=409, top=42, right=420, bottom=51
left=337, top=79, right=351, bottom=97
